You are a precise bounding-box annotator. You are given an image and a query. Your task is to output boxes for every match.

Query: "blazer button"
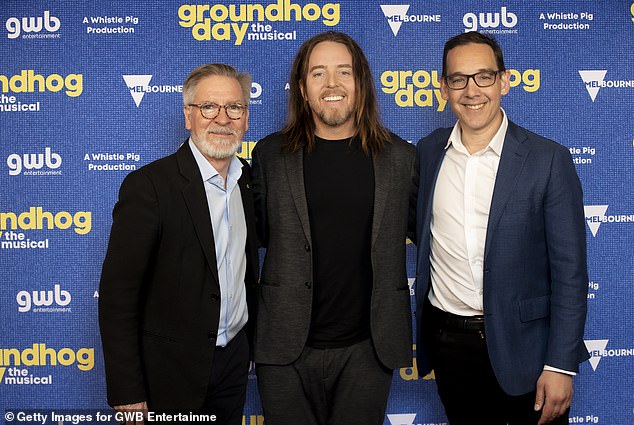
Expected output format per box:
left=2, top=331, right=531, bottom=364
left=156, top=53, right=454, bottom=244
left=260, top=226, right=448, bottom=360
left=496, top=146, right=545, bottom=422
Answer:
left=208, top=332, right=217, bottom=340
left=210, top=293, right=220, bottom=301
left=304, top=281, right=312, bottom=289
left=304, top=244, right=310, bottom=252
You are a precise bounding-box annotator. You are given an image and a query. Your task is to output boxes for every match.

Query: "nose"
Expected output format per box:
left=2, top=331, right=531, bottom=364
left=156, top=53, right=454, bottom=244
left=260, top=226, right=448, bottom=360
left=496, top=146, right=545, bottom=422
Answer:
left=464, top=76, right=480, bottom=96
left=213, top=106, right=231, bottom=124
left=464, top=76, right=479, bottom=96
left=326, top=70, right=338, bottom=88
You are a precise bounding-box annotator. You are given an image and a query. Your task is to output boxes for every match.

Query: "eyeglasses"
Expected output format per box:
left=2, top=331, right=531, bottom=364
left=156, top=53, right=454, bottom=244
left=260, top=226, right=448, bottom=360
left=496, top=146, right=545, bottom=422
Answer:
left=189, top=102, right=247, bottom=120
left=444, top=70, right=501, bottom=90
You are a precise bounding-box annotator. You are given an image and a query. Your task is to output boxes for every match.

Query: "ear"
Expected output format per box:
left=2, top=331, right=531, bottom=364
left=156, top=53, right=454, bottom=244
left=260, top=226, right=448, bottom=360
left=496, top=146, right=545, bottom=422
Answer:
left=440, top=77, right=449, bottom=100
left=299, top=80, right=306, bottom=100
left=244, top=109, right=249, bottom=133
left=500, top=70, right=511, bottom=96
left=184, top=105, right=192, bottom=130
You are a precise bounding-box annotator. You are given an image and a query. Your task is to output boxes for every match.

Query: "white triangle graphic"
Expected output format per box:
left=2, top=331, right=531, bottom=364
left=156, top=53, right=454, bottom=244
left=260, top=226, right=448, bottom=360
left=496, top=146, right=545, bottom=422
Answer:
left=578, top=70, right=607, bottom=102
left=380, top=5, right=410, bottom=36
left=584, top=339, right=609, bottom=371
left=387, top=413, right=417, bottom=425
left=584, top=205, right=608, bottom=237
left=123, top=75, right=153, bottom=107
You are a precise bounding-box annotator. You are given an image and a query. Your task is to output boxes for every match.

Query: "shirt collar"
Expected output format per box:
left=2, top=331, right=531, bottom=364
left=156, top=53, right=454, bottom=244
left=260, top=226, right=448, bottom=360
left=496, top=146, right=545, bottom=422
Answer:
left=188, top=138, right=243, bottom=187
left=445, top=108, right=508, bottom=157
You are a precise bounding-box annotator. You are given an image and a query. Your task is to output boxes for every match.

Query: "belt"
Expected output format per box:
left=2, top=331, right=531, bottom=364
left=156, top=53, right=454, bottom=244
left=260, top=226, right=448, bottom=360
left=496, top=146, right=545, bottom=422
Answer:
left=431, top=305, right=485, bottom=332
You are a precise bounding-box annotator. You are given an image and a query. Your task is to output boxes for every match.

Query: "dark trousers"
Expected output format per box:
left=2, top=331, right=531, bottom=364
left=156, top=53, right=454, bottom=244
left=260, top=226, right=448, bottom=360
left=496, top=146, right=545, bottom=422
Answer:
left=201, top=329, right=250, bottom=425
left=256, top=338, right=393, bottom=425
left=423, top=302, right=569, bottom=425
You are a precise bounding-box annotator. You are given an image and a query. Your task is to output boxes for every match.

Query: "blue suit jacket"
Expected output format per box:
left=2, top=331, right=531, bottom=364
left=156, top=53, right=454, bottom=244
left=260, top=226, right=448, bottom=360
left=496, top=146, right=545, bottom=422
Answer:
left=414, top=121, right=589, bottom=395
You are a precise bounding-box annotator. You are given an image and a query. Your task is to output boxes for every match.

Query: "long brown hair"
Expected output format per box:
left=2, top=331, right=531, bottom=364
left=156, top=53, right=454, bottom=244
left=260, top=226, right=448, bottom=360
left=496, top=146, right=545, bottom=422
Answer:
left=282, top=31, right=390, bottom=155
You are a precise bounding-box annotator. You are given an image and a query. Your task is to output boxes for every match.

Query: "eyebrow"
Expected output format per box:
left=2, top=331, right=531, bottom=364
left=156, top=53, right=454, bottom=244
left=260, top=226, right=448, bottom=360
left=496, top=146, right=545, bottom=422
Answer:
left=308, top=64, right=353, bottom=73
left=447, top=68, right=496, bottom=75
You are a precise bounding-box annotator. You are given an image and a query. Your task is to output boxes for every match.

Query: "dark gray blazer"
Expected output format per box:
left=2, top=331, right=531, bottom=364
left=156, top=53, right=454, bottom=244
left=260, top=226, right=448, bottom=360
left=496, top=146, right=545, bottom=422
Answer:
left=251, top=131, right=417, bottom=369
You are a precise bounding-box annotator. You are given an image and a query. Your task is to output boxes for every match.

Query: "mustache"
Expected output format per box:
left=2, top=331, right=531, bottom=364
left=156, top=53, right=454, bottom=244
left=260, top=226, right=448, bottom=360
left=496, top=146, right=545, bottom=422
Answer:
left=206, top=126, right=239, bottom=136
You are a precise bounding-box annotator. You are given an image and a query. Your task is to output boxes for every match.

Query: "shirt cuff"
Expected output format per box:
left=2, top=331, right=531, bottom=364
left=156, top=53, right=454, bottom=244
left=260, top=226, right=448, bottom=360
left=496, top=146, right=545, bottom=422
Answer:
left=543, top=365, right=576, bottom=376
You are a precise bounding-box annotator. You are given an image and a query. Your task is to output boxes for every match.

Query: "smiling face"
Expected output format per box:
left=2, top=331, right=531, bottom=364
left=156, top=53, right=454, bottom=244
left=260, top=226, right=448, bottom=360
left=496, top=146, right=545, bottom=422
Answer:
left=441, top=42, right=509, bottom=146
left=184, top=75, right=248, bottom=161
left=302, top=41, right=356, bottom=139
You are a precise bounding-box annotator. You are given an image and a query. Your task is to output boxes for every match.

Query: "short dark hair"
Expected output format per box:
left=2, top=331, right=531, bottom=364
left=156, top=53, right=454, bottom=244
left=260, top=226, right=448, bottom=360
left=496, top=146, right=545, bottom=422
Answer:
left=183, top=63, right=251, bottom=105
left=282, top=31, right=389, bottom=154
left=442, top=32, right=506, bottom=76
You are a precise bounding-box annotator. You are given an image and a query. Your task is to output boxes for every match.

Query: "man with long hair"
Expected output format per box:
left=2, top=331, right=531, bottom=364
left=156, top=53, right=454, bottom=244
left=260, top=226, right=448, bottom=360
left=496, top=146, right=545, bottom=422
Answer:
left=252, top=31, right=417, bottom=424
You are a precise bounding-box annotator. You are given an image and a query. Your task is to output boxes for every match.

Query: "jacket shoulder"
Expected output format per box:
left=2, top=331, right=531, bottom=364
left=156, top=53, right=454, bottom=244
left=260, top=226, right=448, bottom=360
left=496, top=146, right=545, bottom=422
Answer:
left=385, top=131, right=415, bottom=155
left=254, top=131, right=286, bottom=153
left=508, top=122, right=570, bottom=155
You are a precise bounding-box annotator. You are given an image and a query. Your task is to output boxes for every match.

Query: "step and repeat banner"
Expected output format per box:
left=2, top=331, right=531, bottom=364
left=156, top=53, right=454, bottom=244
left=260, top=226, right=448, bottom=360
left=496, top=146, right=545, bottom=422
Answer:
left=1, top=1, right=633, bottom=424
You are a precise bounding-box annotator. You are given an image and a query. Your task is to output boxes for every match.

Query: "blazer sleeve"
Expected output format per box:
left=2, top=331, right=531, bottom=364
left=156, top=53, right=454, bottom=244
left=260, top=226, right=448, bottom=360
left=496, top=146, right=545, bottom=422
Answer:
left=98, top=169, right=160, bottom=406
left=543, top=145, right=589, bottom=371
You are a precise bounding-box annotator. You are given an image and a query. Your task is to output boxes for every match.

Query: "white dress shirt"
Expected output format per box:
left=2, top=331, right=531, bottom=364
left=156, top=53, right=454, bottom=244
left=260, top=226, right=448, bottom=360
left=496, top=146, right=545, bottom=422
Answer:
left=428, top=110, right=508, bottom=316
left=189, top=139, right=248, bottom=347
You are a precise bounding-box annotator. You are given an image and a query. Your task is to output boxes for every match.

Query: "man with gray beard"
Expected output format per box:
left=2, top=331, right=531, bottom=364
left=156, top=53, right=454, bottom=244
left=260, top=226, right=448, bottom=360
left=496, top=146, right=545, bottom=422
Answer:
left=99, top=63, right=258, bottom=425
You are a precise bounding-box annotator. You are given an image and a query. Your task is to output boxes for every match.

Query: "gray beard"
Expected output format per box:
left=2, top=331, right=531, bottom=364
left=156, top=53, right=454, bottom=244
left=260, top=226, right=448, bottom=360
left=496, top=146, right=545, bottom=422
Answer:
left=193, top=136, right=242, bottom=160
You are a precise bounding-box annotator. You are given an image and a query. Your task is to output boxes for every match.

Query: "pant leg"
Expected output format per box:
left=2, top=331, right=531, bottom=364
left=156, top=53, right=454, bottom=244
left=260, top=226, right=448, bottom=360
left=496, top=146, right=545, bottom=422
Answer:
left=256, top=349, right=323, bottom=425
left=328, top=339, right=393, bottom=425
left=423, top=303, right=569, bottom=425
left=201, top=329, right=250, bottom=425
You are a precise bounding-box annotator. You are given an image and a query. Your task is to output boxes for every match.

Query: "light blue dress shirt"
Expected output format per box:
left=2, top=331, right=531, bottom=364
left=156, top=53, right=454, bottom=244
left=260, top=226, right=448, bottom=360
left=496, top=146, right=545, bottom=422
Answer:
left=189, top=139, right=248, bottom=347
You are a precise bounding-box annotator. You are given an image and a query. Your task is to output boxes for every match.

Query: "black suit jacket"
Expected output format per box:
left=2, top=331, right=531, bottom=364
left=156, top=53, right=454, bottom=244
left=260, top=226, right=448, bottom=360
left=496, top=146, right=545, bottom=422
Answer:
left=99, top=141, right=258, bottom=410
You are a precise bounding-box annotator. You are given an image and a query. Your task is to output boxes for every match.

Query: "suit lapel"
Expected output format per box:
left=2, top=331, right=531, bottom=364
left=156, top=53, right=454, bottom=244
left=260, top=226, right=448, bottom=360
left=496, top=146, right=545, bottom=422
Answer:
left=484, top=123, right=530, bottom=260
left=423, top=138, right=450, bottom=235
left=371, top=145, right=391, bottom=248
left=284, top=147, right=312, bottom=243
left=177, top=142, right=219, bottom=280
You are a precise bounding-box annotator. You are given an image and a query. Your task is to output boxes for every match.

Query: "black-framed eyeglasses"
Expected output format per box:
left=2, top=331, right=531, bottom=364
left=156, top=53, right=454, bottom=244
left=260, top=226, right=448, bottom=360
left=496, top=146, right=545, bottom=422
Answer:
left=444, top=70, right=502, bottom=90
left=189, top=102, right=247, bottom=120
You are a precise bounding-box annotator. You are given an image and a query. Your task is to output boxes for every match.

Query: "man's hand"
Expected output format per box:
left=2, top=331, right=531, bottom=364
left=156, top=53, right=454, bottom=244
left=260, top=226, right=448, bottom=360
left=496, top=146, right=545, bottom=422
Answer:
left=534, top=371, right=572, bottom=424
left=114, top=401, right=148, bottom=425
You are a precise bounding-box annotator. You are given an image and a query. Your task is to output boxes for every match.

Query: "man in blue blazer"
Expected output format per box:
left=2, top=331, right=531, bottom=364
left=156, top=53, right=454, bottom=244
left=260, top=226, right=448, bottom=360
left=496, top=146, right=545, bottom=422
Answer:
left=415, top=32, right=588, bottom=425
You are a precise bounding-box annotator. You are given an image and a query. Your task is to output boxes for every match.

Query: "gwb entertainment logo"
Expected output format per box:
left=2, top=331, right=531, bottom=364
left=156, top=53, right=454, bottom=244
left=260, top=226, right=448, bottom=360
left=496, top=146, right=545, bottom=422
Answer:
left=250, top=81, right=263, bottom=105
left=122, top=75, right=183, bottom=107
left=463, top=6, right=518, bottom=34
left=16, top=284, right=71, bottom=313
left=584, top=339, right=634, bottom=371
left=5, top=10, right=61, bottom=39
left=578, top=70, right=634, bottom=102
left=379, top=5, right=441, bottom=36
left=6, top=147, right=62, bottom=176
left=584, top=205, right=634, bottom=237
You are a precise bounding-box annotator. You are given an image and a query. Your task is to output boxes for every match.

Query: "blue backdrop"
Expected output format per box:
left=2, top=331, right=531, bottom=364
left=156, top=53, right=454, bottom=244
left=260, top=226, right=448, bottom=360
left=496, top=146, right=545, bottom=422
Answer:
left=1, top=1, right=633, bottom=424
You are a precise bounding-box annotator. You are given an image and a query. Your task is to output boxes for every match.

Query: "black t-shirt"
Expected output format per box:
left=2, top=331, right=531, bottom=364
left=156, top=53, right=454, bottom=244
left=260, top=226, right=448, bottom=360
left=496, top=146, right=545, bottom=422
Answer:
left=303, top=136, right=374, bottom=348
